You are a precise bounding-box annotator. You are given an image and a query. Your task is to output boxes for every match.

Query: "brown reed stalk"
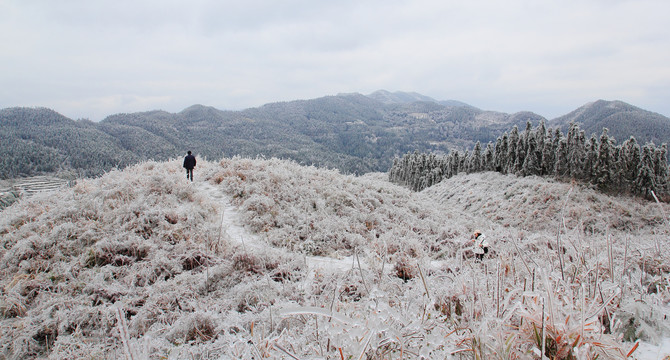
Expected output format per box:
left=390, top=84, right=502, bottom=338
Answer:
left=417, top=262, right=430, bottom=299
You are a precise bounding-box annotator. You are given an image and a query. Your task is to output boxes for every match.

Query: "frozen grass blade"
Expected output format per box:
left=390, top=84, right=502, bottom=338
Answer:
left=556, top=187, right=573, bottom=281
left=274, top=343, right=300, bottom=360
left=278, top=306, right=356, bottom=324
left=355, top=250, right=369, bottom=295
left=357, top=330, right=373, bottom=360
left=651, top=190, right=666, bottom=254
left=651, top=190, right=669, bottom=229
left=607, top=233, right=614, bottom=280
left=417, top=262, right=430, bottom=299
left=115, top=307, right=135, bottom=360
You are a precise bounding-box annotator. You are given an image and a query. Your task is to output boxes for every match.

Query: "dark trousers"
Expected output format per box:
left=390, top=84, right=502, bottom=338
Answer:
left=186, top=168, right=193, bottom=181
left=475, top=247, right=489, bottom=261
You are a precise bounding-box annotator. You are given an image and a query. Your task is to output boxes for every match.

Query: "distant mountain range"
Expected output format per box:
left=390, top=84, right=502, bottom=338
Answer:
left=367, top=90, right=472, bottom=108
left=1, top=91, right=669, bottom=179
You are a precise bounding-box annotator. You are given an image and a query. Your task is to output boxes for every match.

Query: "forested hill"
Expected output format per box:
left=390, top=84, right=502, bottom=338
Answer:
left=552, top=100, right=670, bottom=146
left=1, top=92, right=669, bottom=179
left=0, top=107, right=141, bottom=178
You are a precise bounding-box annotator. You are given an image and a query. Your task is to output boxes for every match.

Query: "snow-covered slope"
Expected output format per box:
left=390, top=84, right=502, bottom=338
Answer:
left=424, top=171, right=663, bottom=235
left=0, top=158, right=668, bottom=359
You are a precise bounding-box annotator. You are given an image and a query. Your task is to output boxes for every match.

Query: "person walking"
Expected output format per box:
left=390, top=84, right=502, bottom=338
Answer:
left=183, top=151, right=196, bottom=182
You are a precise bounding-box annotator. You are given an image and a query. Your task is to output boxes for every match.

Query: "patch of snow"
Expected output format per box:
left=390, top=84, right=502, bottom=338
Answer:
left=636, top=338, right=670, bottom=359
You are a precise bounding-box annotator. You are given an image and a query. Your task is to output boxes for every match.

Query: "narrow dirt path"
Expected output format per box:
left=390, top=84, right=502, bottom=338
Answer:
left=196, top=180, right=361, bottom=274
left=197, top=180, right=264, bottom=252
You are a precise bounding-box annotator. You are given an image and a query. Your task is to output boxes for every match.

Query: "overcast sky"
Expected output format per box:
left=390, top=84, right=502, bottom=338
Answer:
left=2, top=0, right=669, bottom=121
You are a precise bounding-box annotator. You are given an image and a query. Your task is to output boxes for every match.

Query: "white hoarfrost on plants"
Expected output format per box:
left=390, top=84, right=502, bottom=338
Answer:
left=0, top=157, right=668, bottom=359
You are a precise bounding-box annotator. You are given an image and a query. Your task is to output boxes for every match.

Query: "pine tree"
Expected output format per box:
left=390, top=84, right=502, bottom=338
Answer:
left=622, top=137, right=641, bottom=191
left=443, top=152, right=453, bottom=179
left=635, top=145, right=656, bottom=197
left=611, top=146, right=625, bottom=191
left=449, top=150, right=460, bottom=177
left=389, top=157, right=400, bottom=183
left=484, top=142, right=495, bottom=171
left=554, top=138, right=569, bottom=178
left=566, top=123, right=580, bottom=178
left=584, top=135, right=599, bottom=183
left=522, top=135, right=541, bottom=176
left=568, top=129, right=587, bottom=179
left=507, top=126, right=519, bottom=174
left=438, top=156, right=450, bottom=180
left=542, top=128, right=560, bottom=176
left=515, top=122, right=533, bottom=174
left=595, top=129, right=614, bottom=191
left=460, top=150, right=469, bottom=173
left=470, top=141, right=483, bottom=172
left=653, top=144, right=669, bottom=194
left=495, top=134, right=508, bottom=173
left=535, top=120, right=547, bottom=162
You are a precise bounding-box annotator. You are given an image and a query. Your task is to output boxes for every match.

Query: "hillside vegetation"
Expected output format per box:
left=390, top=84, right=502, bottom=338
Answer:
left=0, top=157, right=668, bottom=359
left=3, top=92, right=669, bottom=180
left=390, top=122, right=669, bottom=200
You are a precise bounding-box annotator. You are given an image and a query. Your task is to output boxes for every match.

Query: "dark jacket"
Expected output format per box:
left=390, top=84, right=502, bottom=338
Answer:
left=183, top=154, right=196, bottom=169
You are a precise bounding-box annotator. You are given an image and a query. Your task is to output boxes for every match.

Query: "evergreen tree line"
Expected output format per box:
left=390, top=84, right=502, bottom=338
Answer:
left=388, top=121, right=669, bottom=199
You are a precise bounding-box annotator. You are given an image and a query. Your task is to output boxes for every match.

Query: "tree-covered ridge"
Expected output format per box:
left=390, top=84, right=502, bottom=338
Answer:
left=0, top=107, right=141, bottom=179
left=389, top=121, right=670, bottom=199
left=552, top=100, right=670, bottom=147
left=0, top=96, right=538, bottom=179
left=2, top=94, right=670, bottom=180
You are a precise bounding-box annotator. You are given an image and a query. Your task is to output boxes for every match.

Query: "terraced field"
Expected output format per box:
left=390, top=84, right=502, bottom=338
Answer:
left=0, top=176, right=71, bottom=209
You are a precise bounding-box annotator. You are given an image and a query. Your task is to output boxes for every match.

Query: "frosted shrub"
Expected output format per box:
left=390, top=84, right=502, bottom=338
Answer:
left=0, top=289, right=27, bottom=318
left=242, top=193, right=277, bottom=232
left=393, top=254, right=417, bottom=281
left=86, top=235, right=149, bottom=267
left=166, top=311, right=218, bottom=344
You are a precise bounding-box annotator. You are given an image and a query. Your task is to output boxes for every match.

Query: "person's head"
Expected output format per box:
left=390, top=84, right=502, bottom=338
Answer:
left=474, top=230, right=482, bottom=238
left=187, top=151, right=192, bottom=155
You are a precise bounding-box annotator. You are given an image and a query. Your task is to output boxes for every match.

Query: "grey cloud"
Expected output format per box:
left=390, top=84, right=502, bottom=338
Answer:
left=1, top=0, right=670, bottom=120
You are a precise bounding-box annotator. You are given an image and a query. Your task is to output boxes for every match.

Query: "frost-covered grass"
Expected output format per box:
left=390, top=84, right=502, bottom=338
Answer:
left=0, top=157, right=668, bottom=359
